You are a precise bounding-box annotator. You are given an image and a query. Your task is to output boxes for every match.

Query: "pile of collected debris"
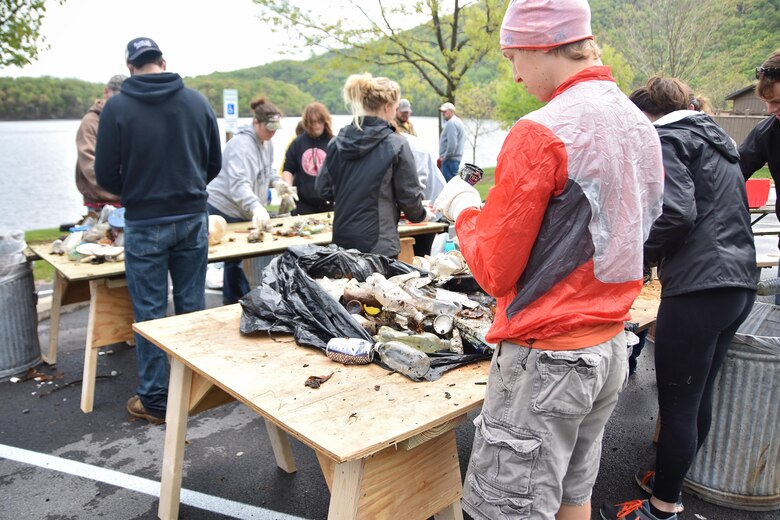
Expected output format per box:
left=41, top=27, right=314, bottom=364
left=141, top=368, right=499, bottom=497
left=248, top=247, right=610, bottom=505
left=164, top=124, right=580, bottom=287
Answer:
left=239, top=244, right=494, bottom=381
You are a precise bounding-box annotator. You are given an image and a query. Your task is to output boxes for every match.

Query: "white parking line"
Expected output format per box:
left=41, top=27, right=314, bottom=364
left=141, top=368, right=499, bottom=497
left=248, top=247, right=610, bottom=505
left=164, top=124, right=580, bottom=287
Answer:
left=0, top=444, right=308, bottom=520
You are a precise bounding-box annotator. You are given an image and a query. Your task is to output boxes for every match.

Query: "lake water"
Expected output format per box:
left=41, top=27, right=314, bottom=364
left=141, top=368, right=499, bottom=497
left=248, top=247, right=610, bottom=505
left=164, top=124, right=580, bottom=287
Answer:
left=0, top=115, right=507, bottom=232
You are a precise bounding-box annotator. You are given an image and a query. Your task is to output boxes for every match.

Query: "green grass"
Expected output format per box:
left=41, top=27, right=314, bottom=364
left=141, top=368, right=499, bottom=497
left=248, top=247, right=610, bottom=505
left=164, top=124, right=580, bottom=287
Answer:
left=476, top=167, right=495, bottom=199
left=753, top=166, right=771, bottom=179
left=25, top=227, right=65, bottom=284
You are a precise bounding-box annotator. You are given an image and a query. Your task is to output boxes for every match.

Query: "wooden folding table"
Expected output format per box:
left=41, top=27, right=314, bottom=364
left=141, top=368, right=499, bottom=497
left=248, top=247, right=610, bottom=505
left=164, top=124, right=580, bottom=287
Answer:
left=132, top=289, right=660, bottom=519
left=30, top=214, right=446, bottom=413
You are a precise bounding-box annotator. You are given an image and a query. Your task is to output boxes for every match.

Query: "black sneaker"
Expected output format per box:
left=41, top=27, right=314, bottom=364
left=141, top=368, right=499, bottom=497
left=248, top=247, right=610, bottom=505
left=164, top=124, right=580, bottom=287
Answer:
left=634, top=469, right=684, bottom=513
left=600, top=499, right=677, bottom=520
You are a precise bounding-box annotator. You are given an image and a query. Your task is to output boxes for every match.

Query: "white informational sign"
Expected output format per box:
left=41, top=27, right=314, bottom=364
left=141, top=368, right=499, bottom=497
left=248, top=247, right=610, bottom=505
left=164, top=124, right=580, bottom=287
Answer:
left=223, top=89, right=239, bottom=134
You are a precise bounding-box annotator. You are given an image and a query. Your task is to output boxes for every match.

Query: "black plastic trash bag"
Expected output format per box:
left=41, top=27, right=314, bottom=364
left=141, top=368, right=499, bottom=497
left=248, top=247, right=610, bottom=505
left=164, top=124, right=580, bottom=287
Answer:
left=239, top=243, right=492, bottom=381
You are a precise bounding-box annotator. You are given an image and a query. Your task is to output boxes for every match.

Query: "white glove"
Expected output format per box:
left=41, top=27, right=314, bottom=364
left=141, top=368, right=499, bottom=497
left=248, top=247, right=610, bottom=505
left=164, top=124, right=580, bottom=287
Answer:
left=252, top=206, right=270, bottom=231
left=272, top=179, right=299, bottom=201
left=422, top=201, right=440, bottom=222
left=434, top=176, right=481, bottom=221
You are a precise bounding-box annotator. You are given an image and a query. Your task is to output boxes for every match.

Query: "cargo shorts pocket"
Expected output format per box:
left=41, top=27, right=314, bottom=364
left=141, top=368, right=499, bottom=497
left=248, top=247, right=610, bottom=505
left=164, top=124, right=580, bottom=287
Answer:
left=469, top=414, right=542, bottom=495
left=532, top=351, right=602, bottom=417
left=464, top=473, right=533, bottom=519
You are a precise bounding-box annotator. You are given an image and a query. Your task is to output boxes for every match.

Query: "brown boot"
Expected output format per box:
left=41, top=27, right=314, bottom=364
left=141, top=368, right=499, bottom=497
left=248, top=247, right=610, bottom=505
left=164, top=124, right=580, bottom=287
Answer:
left=127, top=395, right=165, bottom=425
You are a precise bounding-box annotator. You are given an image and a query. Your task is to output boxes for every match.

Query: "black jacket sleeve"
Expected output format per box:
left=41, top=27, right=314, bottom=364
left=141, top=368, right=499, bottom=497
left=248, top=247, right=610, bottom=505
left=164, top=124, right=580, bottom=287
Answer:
left=644, top=138, right=697, bottom=265
left=94, top=101, right=123, bottom=196
left=206, top=109, right=222, bottom=183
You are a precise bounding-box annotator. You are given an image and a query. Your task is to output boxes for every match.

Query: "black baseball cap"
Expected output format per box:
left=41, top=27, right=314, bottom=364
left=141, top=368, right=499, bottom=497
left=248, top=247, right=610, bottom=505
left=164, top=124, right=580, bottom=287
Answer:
left=125, top=37, right=162, bottom=63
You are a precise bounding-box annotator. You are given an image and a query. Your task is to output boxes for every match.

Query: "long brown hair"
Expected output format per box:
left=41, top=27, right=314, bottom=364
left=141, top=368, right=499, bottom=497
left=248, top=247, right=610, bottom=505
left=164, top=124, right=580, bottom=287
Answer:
left=301, top=102, right=334, bottom=140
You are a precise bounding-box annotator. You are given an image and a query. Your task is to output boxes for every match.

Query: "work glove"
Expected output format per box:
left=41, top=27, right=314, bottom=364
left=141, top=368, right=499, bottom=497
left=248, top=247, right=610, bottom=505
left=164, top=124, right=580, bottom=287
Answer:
left=423, top=201, right=440, bottom=222
left=272, top=179, right=299, bottom=202
left=434, top=176, right=481, bottom=222
left=252, top=206, right=270, bottom=231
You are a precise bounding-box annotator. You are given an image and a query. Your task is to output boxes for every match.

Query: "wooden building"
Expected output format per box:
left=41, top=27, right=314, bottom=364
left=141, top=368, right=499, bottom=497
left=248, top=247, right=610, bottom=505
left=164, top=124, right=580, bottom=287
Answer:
left=708, top=83, right=770, bottom=146
left=726, top=84, right=767, bottom=115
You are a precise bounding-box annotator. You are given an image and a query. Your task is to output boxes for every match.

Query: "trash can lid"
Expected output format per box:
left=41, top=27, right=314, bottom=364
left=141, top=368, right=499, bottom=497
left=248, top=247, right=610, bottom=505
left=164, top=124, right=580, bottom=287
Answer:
left=108, top=207, right=125, bottom=229
left=0, top=230, right=26, bottom=256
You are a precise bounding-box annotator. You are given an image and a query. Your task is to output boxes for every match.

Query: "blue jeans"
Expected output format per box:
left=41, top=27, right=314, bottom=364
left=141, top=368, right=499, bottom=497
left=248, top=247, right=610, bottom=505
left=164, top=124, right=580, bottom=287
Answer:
left=124, top=213, right=208, bottom=415
left=441, top=159, right=461, bottom=182
left=207, top=204, right=250, bottom=304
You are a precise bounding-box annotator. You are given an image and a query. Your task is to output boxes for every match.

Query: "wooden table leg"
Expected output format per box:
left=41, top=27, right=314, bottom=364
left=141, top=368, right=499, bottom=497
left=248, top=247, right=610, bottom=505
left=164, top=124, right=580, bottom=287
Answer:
left=317, top=429, right=463, bottom=519
left=80, top=278, right=135, bottom=413
left=42, top=271, right=66, bottom=365
left=159, top=358, right=192, bottom=520
left=327, top=459, right=365, bottom=519
left=264, top=420, right=297, bottom=473
left=434, top=501, right=464, bottom=520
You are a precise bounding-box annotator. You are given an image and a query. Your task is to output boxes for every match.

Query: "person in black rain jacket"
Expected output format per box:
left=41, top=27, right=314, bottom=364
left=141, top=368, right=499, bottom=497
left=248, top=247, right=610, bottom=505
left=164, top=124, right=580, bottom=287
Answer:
left=316, top=72, right=428, bottom=258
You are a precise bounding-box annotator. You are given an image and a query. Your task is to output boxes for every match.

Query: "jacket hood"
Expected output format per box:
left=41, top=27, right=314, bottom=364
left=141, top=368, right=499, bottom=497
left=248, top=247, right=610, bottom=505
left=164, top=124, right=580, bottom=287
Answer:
left=335, top=116, right=394, bottom=160
left=655, top=110, right=739, bottom=163
left=88, top=99, right=104, bottom=115
left=120, top=72, right=184, bottom=105
left=235, top=124, right=259, bottom=142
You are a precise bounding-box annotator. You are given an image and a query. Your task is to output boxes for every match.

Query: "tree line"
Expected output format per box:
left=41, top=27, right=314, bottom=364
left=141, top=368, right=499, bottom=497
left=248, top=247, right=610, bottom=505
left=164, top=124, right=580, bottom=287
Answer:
left=0, top=0, right=775, bottom=124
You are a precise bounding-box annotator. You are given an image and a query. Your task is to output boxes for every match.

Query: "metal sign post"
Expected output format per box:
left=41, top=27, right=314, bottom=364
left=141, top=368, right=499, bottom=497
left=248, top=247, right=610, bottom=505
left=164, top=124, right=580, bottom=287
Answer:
left=223, top=89, right=238, bottom=142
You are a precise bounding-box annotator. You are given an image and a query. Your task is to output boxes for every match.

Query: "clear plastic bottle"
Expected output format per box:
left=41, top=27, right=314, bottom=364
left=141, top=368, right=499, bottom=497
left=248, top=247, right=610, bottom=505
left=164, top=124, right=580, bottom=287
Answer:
left=374, top=341, right=431, bottom=379
left=375, top=326, right=451, bottom=353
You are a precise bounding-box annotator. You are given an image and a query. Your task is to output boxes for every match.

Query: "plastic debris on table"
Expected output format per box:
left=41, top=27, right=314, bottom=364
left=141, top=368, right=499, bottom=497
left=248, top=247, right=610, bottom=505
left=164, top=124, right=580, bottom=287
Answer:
left=239, top=244, right=495, bottom=381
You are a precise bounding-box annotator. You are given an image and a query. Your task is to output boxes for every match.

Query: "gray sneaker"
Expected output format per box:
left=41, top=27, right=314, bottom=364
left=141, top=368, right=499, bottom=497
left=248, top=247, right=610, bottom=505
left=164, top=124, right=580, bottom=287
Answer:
left=634, top=469, right=684, bottom=513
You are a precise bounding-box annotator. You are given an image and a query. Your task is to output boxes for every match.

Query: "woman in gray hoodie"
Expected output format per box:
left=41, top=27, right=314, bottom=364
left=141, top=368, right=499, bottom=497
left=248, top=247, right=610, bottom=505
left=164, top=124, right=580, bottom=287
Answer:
left=207, top=97, right=293, bottom=304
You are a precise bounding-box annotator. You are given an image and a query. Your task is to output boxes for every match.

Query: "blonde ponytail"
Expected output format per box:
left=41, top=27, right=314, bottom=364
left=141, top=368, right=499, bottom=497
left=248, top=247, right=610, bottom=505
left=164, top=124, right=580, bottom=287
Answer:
left=342, top=72, right=400, bottom=130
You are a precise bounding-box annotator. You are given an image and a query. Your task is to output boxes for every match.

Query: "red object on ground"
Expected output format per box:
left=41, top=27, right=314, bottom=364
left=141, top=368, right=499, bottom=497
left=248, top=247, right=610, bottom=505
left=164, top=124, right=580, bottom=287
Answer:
left=746, top=179, right=771, bottom=208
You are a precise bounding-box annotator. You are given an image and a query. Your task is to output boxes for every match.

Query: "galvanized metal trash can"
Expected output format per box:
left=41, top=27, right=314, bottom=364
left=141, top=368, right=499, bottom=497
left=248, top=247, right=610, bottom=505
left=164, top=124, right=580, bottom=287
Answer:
left=684, top=302, right=780, bottom=511
left=0, top=231, right=41, bottom=380
left=242, top=255, right=278, bottom=291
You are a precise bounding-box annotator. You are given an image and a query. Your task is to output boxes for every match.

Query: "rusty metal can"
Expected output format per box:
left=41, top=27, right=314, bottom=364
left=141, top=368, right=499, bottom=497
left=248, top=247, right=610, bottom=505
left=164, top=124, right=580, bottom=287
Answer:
left=459, top=163, right=484, bottom=186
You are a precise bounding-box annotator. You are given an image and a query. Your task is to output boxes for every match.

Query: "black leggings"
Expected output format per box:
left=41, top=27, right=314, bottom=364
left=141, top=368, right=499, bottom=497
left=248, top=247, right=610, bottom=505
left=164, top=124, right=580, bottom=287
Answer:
left=653, top=287, right=755, bottom=503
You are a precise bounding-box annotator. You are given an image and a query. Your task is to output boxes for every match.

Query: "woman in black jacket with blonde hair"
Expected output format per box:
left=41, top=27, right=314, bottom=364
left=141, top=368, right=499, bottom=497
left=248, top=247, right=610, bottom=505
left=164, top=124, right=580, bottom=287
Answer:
left=316, top=72, right=428, bottom=258
left=600, top=76, right=757, bottom=520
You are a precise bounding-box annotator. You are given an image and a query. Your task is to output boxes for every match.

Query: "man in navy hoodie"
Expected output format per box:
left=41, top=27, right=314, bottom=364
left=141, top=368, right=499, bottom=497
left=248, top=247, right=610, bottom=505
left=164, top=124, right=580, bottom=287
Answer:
left=95, top=37, right=222, bottom=424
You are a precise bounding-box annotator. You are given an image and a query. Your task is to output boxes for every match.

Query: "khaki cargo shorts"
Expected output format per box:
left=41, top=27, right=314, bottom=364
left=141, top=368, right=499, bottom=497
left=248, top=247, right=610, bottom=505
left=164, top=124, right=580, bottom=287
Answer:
left=462, top=333, right=628, bottom=520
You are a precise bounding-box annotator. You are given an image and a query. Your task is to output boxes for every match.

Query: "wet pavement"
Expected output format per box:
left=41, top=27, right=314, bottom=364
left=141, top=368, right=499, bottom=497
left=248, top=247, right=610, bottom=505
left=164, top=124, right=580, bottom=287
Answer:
left=2, top=261, right=780, bottom=519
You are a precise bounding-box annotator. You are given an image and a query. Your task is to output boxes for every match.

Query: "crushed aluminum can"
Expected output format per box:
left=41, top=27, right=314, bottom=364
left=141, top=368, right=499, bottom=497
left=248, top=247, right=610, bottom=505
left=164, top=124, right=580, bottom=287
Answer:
left=459, top=163, right=484, bottom=186
left=326, top=338, right=374, bottom=365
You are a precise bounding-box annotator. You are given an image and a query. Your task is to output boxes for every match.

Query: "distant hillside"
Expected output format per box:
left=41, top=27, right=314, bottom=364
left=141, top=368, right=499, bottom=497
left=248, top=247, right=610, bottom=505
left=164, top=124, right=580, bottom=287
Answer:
left=0, top=0, right=775, bottom=121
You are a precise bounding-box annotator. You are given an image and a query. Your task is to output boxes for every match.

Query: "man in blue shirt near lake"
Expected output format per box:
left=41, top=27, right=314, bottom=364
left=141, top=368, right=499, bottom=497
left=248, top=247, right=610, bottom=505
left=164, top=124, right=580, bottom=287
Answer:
left=438, top=101, right=466, bottom=181
left=95, top=37, right=222, bottom=425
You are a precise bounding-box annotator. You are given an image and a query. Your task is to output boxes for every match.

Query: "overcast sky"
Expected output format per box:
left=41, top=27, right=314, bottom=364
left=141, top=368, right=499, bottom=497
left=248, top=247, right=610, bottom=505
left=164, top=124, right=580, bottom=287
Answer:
left=2, top=0, right=317, bottom=83
left=2, top=0, right=431, bottom=84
